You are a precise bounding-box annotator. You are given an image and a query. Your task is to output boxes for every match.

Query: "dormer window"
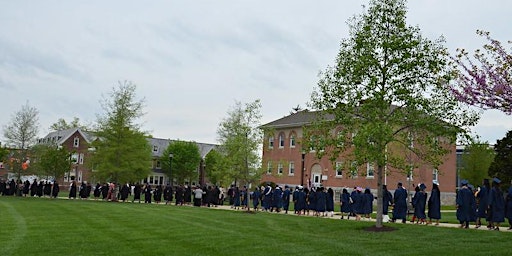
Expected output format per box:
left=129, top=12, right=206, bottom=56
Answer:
left=153, top=145, right=159, bottom=152
left=73, top=137, right=80, bottom=148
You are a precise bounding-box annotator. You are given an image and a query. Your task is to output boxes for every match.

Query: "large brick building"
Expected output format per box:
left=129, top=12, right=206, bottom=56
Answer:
left=259, top=110, right=457, bottom=196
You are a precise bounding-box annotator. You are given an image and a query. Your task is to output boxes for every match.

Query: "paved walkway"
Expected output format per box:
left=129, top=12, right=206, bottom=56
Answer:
left=209, top=205, right=511, bottom=232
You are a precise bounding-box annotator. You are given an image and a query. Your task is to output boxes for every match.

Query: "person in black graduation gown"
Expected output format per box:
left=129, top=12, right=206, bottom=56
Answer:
left=427, top=182, right=441, bottom=225
left=175, top=185, right=184, bottom=206
left=22, top=180, right=30, bottom=197
left=93, top=183, right=101, bottom=200
left=69, top=180, right=77, bottom=199
left=184, top=184, right=192, bottom=205
left=153, top=185, right=162, bottom=204
left=79, top=182, right=88, bottom=199
left=164, top=183, right=173, bottom=205
left=120, top=183, right=131, bottom=202
left=101, top=183, right=109, bottom=200
left=283, top=185, right=291, bottom=214
left=489, top=177, right=505, bottom=230
left=51, top=181, right=60, bottom=198
left=133, top=182, right=142, bottom=203
left=144, top=183, right=152, bottom=204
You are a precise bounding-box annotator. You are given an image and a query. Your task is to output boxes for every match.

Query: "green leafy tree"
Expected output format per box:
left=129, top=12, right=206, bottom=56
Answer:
left=308, top=0, right=479, bottom=228
left=90, top=81, right=152, bottom=184
left=0, top=142, right=9, bottom=163
left=31, top=144, right=71, bottom=181
left=460, top=140, right=495, bottom=186
left=49, top=117, right=90, bottom=132
left=161, top=140, right=201, bottom=185
left=488, top=130, right=512, bottom=184
left=217, top=100, right=263, bottom=187
left=204, top=149, right=231, bottom=186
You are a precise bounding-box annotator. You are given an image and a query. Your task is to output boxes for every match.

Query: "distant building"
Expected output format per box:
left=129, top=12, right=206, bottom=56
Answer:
left=35, top=128, right=216, bottom=186
left=259, top=110, right=457, bottom=196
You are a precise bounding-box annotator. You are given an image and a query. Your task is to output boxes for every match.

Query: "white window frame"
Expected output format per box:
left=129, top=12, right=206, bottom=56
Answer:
left=288, top=161, right=295, bottom=176
left=267, top=161, right=272, bottom=174
left=73, top=137, right=80, bottom=148
left=79, top=153, right=84, bottom=165
left=433, top=168, right=439, bottom=183
left=277, top=162, right=283, bottom=174
left=350, top=161, right=358, bottom=179
left=290, top=135, right=296, bottom=148
left=335, top=162, right=343, bottom=177
left=268, top=136, right=274, bottom=149
left=278, top=133, right=285, bottom=148
left=366, top=162, right=375, bottom=179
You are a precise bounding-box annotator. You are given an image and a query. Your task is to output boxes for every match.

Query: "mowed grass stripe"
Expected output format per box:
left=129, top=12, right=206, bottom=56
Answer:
left=1, top=197, right=511, bottom=255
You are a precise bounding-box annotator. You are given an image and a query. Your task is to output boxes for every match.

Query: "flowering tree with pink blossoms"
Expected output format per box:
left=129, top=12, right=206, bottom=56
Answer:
left=451, top=30, right=512, bottom=114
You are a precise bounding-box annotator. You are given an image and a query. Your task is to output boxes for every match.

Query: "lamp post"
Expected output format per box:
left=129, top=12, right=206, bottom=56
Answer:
left=169, top=153, right=173, bottom=186
left=301, top=152, right=305, bottom=186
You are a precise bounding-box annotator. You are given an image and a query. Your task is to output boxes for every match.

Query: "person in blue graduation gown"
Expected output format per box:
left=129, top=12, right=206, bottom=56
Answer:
left=363, top=188, right=374, bottom=220
left=352, top=187, right=364, bottom=221
left=456, top=180, right=474, bottom=228
left=489, top=178, right=505, bottom=230
left=282, top=185, right=291, bottom=214
left=252, top=187, right=261, bottom=211
left=272, top=186, right=283, bottom=212
left=428, top=182, right=441, bottom=225
left=315, top=187, right=327, bottom=216
left=413, top=183, right=427, bottom=224
left=295, top=186, right=307, bottom=215
left=326, top=188, right=335, bottom=217
left=262, top=184, right=272, bottom=211
left=475, top=179, right=490, bottom=228
left=392, top=182, right=408, bottom=223
left=340, top=188, right=352, bottom=219
left=505, top=180, right=512, bottom=230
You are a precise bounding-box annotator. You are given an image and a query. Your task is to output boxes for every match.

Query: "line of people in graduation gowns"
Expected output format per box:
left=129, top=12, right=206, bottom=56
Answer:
left=456, top=177, right=512, bottom=231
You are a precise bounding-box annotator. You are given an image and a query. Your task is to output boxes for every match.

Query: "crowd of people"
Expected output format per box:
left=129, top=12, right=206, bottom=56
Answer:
left=456, top=178, right=512, bottom=231
left=2, top=177, right=512, bottom=231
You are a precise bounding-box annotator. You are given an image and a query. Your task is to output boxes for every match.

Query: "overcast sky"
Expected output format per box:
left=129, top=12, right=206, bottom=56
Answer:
left=1, top=0, right=511, bottom=145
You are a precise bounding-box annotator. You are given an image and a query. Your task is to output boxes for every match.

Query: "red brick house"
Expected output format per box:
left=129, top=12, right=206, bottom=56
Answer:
left=38, top=128, right=97, bottom=186
left=260, top=110, right=457, bottom=195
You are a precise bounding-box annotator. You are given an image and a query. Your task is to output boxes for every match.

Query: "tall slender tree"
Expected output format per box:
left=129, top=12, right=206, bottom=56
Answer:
left=2, top=101, right=40, bottom=179
left=217, top=100, right=263, bottom=187
left=3, top=101, right=39, bottom=150
left=90, top=81, right=152, bottom=184
left=308, top=0, right=479, bottom=228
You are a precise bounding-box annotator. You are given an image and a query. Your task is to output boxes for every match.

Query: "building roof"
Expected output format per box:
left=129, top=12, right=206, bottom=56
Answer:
left=260, top=110, right=333, bottom=129
left=146, top=138, right=217, bottom=159
left=38, top=128, right=96, bottom=145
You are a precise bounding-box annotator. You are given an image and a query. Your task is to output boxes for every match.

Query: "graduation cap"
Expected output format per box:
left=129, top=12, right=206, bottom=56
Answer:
left=460, top=179, right=469, bottom=186
left=419, top=183, right=426, bottom=190
left=433, top=180, right=440, bottom=186
left=493, top=177, right=501, bottom=184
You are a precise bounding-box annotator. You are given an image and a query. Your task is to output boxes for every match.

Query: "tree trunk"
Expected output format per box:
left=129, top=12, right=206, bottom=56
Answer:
left=375, top=165, right=384, bottom=228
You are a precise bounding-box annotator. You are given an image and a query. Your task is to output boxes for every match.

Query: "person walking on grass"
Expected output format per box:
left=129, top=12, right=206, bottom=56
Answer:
left=475, top=179, right=490, bottom=229
left=383, top=185, right=393, bottom=223
left=505, top=180, right=512, bottom=230
left=413, top=183, right=427, bottom=224
left=392, top=182, right=407, bottom=223
left=427, top=181, right=441, bottom=225
left=340, top=188, right=352, bottom=220
left=326, top=188, right=335, bottom=217
left=488, top=177, right=505, bottom=231
left=252, top=187, right=261, bottom=211
left=193, top=186, right=204, bottom=207
left=456, top=180, right=474, bottom=229
left=283, top=185, right=291, bottom=214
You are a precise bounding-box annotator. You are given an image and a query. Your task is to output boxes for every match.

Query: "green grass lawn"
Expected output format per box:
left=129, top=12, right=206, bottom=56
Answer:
left=1, top=197, right=510, bottom=256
